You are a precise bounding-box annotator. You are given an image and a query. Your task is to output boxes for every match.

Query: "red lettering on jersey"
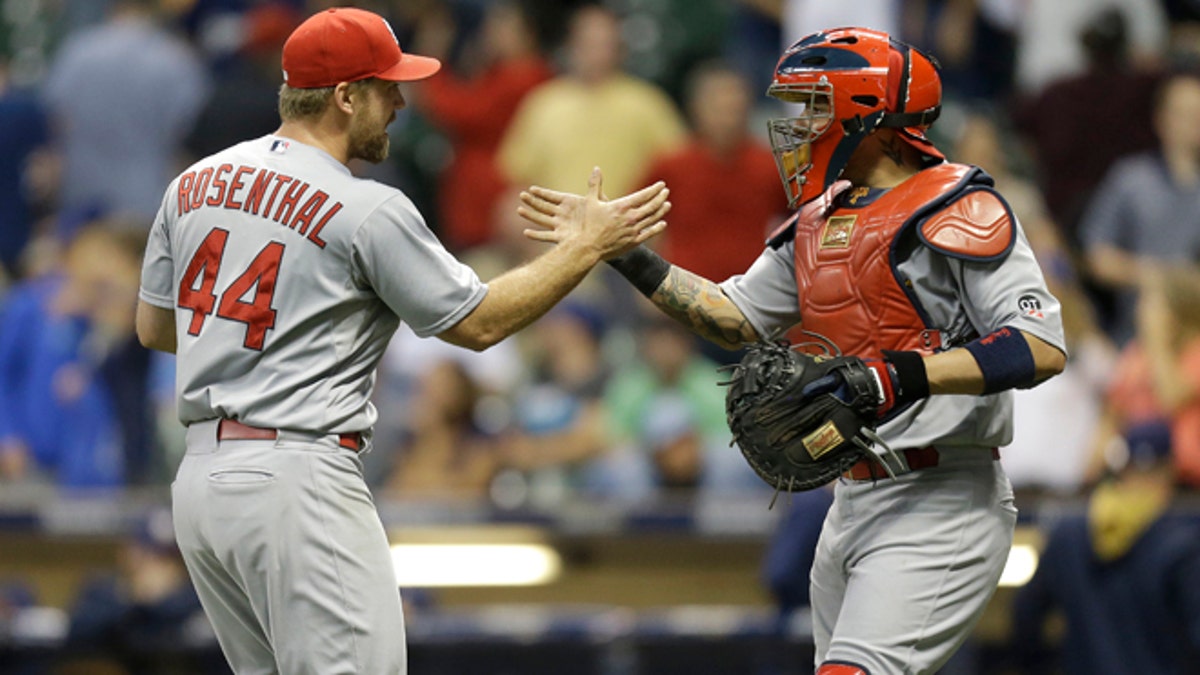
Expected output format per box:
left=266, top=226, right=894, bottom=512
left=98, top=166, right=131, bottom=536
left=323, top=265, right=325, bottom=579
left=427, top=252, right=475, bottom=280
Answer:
left=263, top=174, right=293, bottom=216
left=206, top=164, right=232, bottom=207
left=177, top=172, right=195, bottom=214
left=979, top=327, right=1012, bottom=346
left=307, top=201, right=342, bottom=249
left=190, top=168, right=213, bottom=211
left=291, top=191, right=329, bottom=235
left=273, top=180, right=310, bottom=227
left=224, top=165, right=255, bottom=210
left=242, top=169, right=276, bottom=215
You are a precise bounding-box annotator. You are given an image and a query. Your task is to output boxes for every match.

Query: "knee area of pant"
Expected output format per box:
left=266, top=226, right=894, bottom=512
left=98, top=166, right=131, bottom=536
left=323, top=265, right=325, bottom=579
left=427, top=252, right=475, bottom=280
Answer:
left=817, top=661, right=870, bottom=675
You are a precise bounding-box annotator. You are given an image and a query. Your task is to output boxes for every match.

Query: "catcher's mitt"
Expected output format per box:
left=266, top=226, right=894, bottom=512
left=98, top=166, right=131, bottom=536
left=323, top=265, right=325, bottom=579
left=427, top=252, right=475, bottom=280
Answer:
left=723, top=338, right=889, bottom=496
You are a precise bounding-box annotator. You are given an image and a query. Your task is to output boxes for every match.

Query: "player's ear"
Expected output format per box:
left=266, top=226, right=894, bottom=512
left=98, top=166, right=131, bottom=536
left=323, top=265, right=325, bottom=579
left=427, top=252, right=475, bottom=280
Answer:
left=332, top=82, right=355, bottom=115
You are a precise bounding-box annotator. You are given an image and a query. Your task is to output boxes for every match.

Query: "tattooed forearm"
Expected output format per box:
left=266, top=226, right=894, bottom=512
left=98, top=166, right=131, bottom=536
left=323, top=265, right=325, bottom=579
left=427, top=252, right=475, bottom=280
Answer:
left=650, top=267, right=758, bottom=349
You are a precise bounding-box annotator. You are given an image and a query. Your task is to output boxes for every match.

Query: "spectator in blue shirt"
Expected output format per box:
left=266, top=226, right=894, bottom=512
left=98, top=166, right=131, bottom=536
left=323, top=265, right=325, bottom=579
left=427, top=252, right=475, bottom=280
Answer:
left=0, top=222, right=156, bottom=489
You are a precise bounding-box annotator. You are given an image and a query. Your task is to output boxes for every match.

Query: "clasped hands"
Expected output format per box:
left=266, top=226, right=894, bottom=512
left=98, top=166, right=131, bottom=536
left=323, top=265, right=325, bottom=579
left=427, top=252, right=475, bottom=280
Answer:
left=516, top=168, right=671, bottom=260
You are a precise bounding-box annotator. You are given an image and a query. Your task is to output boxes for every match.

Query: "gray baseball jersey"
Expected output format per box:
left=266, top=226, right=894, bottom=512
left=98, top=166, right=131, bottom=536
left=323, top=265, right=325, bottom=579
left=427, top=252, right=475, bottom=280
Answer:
left=140, top=134, right=488, bottom=674
left=140, top=135, right=487, bottom=433
left=721, top=187, right=1066, bottom=673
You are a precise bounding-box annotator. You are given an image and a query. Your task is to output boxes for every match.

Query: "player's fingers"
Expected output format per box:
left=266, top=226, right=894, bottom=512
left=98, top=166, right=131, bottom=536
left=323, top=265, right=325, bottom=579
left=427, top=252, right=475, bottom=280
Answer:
left=625, top=188, right=670, bottom=223
left=628, top=200, right=672, bottom=233
left=519, top=190, right=559, bottom=216
left=618, top=181, right=667, bottom=208
left=516, top=205, right=557, bottom=230
left=586, top=167, right=603, bottom=200
left=631, top=220, right=668, bottom=245
left=525, top=185, right=567, bottom=205
left=522, top=228, right=562, bottom=243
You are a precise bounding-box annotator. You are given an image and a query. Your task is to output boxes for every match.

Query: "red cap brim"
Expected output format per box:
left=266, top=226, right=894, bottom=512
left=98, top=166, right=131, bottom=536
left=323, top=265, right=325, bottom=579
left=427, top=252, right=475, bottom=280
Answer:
left=377, top=53, right=442, bottom=82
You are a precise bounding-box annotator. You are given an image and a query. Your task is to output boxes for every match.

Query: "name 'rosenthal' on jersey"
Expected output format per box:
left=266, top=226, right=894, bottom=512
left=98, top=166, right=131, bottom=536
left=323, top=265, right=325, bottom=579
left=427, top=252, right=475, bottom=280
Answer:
left=176, top=163, right=344, bottom=249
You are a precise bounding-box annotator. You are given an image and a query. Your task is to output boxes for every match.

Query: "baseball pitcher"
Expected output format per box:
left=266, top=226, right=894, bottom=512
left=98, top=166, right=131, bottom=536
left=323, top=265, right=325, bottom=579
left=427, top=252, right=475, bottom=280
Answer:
left=135, top=7, right=669, bottom=674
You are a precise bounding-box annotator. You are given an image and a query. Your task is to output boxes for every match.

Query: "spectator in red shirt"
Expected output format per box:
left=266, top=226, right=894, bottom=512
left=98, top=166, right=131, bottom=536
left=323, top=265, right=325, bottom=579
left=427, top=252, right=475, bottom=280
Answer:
left=415, top=0, right=553, bottom=251
left=639, top=61, right=789, bottom=283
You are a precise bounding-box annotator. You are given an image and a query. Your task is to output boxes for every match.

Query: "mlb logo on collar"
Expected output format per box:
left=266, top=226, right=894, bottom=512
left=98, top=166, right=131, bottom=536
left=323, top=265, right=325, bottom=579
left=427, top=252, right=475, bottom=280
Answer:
left=271, top=139, right=291, bottom=154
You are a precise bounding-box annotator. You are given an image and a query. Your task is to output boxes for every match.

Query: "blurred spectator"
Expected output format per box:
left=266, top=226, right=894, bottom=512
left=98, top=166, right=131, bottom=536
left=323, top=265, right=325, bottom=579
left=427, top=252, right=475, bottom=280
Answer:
left=601, top=0, right=730, bottom=105
left=781, top=0, right=901, bottom=43
left=61, top=508, right=224, bottom=675
left=184, top=2, right=302, bottom=159
left=371, top=324, right=524, bottom=489
left=499, top=300, right=642, bottom=504
left=0, top=579, right=45, bottom=675
left=0, top=223, right=158, bottom=489
left=41, top=0, right=210, bottom=221
left=948, top=109, right=1116, bottom=496
left=384, top=359, right=501, bottom=498
left=723, top=1, right=782, bottom=106
left=919, top=0, right=1020, bottom=102
left=1008, top=420, right=1200, bottom=674
left=1013, top=8, right=1162, bottom=246
left=1014, top=0, right=1168, bottom=96
left=413, top=0, right=553, bottom=252
left=1077, top=69, right=1200, bottom=345
left=497, top=3, right=686, bottom=197
left=0, top=58, right=52, bottom=281
left=638, top=61, right=787, bottom=285
left=1100, top=265, right=1200, bottom=488
left=604, top=314, right=761, bottom=495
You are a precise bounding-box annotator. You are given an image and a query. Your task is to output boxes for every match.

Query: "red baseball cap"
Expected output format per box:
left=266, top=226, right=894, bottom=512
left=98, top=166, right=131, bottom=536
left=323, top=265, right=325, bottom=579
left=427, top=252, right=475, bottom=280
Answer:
left=281, top=7, right=441, bottom=89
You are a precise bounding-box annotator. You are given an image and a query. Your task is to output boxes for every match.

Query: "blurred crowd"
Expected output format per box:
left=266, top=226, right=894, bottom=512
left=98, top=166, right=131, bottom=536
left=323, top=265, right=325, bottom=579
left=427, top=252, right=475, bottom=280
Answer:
left=1, top=0, right=1198, bottom=507
left=0, top=0, right=1198, bottom=672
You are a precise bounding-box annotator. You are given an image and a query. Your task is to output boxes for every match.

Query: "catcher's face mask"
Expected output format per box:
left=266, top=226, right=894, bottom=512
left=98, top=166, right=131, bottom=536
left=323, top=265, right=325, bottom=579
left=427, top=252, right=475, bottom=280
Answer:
left=766, top=84, right=834, bottom=211
left=766, top=27, right=944, bottom=210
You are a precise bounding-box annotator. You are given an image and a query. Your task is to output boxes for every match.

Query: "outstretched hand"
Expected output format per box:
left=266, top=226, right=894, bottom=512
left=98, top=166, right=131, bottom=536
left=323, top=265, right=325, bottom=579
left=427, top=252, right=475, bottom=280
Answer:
left=517, top=168, right=670, bottom=260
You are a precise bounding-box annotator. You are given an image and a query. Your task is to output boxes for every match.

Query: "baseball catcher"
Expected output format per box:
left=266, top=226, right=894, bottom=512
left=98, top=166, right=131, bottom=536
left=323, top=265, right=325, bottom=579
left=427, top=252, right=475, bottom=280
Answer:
left=723, top=334, right=911, bottom=498
left=518, top=25, right=1068, bottom=675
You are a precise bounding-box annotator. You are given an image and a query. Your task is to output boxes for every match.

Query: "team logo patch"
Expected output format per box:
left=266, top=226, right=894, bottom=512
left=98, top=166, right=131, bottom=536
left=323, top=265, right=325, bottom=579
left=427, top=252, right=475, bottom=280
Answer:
left=270, top=140, right=290, bottom=154
left=820, top=215, right=857, bottom=249
left=1018, top=294, right=1044, bottom=319
left=846, top=187, right=871, bottom=205
left=803, top=421, right=844, bottom=460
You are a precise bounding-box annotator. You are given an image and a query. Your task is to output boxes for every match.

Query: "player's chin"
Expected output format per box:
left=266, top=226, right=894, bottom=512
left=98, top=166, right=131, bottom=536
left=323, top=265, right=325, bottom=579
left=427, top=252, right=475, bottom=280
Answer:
left=352, top=133, right=390, bottom=164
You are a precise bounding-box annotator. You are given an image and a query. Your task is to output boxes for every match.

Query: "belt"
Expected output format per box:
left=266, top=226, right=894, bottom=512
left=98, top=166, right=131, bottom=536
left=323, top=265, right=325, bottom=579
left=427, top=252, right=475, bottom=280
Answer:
left=217, top=419, right=362, bottom=452
left=843, top=446, right=1000, bottom=481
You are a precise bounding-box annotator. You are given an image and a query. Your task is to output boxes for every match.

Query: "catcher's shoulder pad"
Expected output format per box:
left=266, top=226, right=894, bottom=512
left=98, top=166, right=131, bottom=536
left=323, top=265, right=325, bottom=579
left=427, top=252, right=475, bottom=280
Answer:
left=917, top=188, right=1015, bottom=262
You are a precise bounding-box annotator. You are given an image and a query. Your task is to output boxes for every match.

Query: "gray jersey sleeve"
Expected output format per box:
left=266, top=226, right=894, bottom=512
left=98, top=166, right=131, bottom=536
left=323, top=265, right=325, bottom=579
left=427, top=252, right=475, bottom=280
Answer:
left=928, top=222, right=1066, bottom=353
left=139, top=186, right=177, bottom=309
left=351, top=195, right=487, bottom=338
left=719, top=243, right=802, bottom=340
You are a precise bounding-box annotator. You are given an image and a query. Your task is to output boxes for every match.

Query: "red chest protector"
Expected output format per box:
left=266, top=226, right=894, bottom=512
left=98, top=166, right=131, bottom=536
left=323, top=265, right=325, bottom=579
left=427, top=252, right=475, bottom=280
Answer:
left=768, top=163, right=1015, bottom=359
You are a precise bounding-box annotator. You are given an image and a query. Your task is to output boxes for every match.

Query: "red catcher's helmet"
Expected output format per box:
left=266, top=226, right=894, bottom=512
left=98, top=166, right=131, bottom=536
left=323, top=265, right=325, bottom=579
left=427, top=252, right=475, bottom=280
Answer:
left=767, top=27, right=944, bottom=209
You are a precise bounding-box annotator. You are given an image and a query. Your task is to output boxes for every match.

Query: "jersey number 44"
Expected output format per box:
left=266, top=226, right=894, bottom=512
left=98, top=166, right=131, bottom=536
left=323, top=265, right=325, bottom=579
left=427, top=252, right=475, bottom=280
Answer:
left=178, top=227, right=282, bottom=351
